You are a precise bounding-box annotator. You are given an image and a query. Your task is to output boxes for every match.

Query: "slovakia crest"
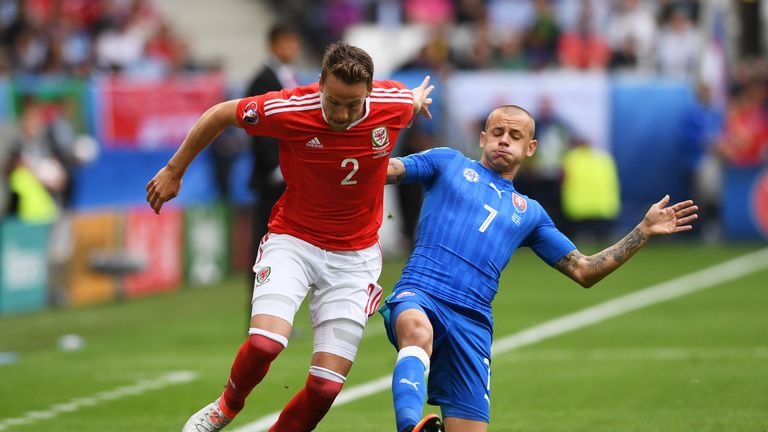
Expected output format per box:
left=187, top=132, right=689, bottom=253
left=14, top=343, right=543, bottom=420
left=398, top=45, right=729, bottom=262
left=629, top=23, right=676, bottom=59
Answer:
left=463, top=168, right=479, bottom=183
left=512, top=193, right=527, bottom=213
left=372, top=126, right=390, bottom=148
left=242, top=101, right=259, bottom=124
left=255, top=266, right=271, bottom=286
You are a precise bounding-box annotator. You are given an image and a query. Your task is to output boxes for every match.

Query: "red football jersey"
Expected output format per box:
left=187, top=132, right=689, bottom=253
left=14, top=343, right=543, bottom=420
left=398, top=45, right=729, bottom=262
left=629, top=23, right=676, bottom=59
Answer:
left=236, top=80, right=414, bottom=251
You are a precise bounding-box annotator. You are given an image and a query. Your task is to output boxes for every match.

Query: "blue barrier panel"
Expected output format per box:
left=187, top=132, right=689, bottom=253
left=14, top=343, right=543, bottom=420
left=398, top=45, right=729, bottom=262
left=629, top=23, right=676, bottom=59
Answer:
left=0, top=219, right=51, bottom=315
left=721, top=166, right=768, bottom=241
left=227, top=150, right=257, bottom=206
left=71, top=148, right=218, bottom=210
left=611, top=78, right=693, bottom=233
left=0, top=78, right=11, bottom=121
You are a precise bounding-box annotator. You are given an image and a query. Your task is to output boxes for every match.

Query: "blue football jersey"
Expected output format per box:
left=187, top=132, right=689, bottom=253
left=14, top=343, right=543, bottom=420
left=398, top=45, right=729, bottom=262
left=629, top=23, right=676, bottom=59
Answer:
left=393, top=147, right=576, bottom=313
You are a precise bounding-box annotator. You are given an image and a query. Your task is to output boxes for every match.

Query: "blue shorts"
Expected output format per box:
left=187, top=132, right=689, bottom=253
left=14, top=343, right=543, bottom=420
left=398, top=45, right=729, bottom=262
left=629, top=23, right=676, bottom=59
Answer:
left=379, top=287, right=494, bottom=423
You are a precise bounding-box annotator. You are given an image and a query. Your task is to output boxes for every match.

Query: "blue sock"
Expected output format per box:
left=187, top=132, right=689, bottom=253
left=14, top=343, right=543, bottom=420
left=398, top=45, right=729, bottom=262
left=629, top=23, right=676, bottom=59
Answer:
left=392, top=347, right=429, bottom=432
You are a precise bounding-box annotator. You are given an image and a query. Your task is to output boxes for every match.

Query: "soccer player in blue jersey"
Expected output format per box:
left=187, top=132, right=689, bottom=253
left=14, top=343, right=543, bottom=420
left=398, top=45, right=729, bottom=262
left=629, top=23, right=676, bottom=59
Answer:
left=380, top=105, right=698, bottom=432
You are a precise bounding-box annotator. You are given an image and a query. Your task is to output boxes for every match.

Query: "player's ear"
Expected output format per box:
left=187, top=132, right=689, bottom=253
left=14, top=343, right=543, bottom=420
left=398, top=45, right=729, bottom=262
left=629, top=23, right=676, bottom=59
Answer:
left=526, top=138, right=538, bottom=157
left=479, top=131, right=487, bottom=149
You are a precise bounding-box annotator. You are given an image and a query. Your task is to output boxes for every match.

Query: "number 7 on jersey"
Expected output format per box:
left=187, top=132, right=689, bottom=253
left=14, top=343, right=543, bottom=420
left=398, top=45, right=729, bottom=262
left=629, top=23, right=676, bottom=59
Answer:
left=479, top=204, right=497, bottom=232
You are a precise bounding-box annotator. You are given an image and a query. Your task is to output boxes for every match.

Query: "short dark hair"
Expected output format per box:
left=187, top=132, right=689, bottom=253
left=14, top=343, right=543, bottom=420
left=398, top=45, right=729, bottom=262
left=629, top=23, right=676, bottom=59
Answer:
left=320, top=42, right=374, bottom=87
left=268, top=22, right=298, bottom=44
left=485, top=105, right=536, bottom=138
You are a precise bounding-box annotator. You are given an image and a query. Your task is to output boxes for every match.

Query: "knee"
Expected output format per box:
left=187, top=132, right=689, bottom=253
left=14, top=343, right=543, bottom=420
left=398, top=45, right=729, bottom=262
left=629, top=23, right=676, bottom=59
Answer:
left=397, top=316, right=433, bottom=351
left=247, top=334, right=285, bottom=361
left=306, top=373, right=344, bottom=400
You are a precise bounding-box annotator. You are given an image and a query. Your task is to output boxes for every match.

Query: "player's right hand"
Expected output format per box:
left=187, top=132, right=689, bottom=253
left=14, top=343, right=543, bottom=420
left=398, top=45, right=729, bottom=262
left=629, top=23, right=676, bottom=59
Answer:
left=411, top=75, right=434, bottom=121
left=145, top=166, right=182, bottom=214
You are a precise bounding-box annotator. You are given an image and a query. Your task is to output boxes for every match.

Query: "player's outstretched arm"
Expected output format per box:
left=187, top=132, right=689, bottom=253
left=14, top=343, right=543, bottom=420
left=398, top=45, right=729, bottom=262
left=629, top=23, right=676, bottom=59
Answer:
left=554, top=195, right=698, bottom=288
left=145, top=99, right=241, bottom=214
left=409, top=75, right=434, bottom=124
left=386, top=158, right=407, bottom=185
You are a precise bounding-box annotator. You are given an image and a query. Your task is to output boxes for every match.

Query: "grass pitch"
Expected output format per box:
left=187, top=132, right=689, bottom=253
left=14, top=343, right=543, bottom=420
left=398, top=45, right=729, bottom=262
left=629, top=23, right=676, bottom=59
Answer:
left=0, top=244, right=766, bottom=431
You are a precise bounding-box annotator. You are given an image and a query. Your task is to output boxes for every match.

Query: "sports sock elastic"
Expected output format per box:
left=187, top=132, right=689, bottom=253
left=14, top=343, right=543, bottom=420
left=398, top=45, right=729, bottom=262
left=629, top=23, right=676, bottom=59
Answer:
left=268, top=367, right=345, bottom=432
left=393, top=346, right=430, bottom=432
left=221, top=333, right=285, bottom=413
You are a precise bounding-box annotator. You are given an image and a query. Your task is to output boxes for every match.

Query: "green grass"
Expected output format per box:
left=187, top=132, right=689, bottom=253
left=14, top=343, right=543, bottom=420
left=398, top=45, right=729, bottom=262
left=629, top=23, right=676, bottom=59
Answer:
left=0, top=244, right=766, bottom=431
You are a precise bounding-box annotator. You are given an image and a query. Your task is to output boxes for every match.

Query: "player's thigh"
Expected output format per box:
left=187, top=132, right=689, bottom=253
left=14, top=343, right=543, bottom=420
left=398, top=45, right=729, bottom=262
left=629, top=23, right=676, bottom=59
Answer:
left=394, top=306, right=433, bottom=352
left=428, top=314, right=493, bottom=423
left=310, top=243, right=383, bottom=328
left=311, top=318, right=362, bottom=376
left=381, top=290, right=443, bottom=354
left=250, top=233, right=319, bottom=326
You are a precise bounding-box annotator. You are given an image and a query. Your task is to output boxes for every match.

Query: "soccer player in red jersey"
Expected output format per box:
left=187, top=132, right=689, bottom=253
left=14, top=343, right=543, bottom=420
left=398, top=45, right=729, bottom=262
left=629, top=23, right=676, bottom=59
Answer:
left=146, top=42, right=434, bottom=432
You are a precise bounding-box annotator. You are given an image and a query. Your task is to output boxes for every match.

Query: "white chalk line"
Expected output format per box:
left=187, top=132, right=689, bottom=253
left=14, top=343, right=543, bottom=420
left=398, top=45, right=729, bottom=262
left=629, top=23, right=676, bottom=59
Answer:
left=229, top=247, right=768, bottom=432
left=494, top=346, right=768, bottom=363
left=0, top=370, right=197, bottom=431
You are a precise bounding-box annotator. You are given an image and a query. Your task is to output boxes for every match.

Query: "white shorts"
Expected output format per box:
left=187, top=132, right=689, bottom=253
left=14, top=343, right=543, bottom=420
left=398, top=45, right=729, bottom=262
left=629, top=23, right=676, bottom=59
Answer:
left=251, top=233, right=383, bottom=328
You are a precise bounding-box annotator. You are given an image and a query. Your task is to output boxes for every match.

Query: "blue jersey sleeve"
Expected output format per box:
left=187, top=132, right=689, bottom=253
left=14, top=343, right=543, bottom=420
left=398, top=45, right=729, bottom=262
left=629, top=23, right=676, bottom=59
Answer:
left=397, top=147, right=458, bottom=186
left=523, top=203, right=577, bottom=266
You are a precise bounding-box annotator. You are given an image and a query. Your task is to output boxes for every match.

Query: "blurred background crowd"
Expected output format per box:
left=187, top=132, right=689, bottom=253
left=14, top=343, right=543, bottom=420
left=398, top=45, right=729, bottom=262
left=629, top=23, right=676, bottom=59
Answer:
left=0, top=0, right=208, bottom=77
left=0, top=0, right=766, bottom=315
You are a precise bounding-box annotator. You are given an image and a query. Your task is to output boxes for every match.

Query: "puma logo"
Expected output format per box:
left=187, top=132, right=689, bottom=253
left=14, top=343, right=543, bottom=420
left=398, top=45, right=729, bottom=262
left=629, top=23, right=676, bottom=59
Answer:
left=399, top=378, right=421, bottom=391
left=490, top=183, right=504, bottom=199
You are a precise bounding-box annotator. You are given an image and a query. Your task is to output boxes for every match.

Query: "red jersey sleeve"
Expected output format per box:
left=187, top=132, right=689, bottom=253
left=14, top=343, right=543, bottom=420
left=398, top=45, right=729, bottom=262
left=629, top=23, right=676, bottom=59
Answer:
left=236, top=92, right=280, bottom=137
left=237, top=83, right=320, bottom=140
left=235, top=84, right=322, bottom=139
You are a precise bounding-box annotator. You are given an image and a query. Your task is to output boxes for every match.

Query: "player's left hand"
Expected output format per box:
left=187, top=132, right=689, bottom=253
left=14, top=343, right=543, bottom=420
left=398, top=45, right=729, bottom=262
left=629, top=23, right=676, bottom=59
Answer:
left=640, top=195, right=698, bottom=237
left=411, top=75, right=434, bottom=121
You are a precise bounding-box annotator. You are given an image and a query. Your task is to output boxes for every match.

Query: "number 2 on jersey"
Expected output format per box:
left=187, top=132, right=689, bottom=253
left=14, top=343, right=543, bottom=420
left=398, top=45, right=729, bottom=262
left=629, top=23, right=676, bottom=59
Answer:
left=341, top=158, right=359, bottom=185
left=479, top=204, right=497, bottom=232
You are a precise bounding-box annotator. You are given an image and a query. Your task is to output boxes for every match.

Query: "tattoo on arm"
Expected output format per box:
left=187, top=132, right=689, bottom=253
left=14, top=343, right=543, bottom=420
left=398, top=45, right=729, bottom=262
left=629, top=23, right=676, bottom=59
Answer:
left=386, top=159, right=407, bottom=185
left=555, top=228, right=648, bottom=287
left=609, top=228, right=646, bottom=264
left=582, top=228, right=647, bottom=276
left=585, top=252, right=608, bottom=273
left=554, top=250, right=581, bottom=274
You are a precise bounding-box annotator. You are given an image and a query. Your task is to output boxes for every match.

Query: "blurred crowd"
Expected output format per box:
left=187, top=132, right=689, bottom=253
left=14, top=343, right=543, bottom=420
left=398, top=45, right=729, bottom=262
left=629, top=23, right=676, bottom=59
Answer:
left=270, top=0, right=768, bottom=171
left=0, top=0, right=212, bottom=222
left=0, top=0, right=767, bottom=244
left=276, top=0, right=737, bottom=76
left=1, top=94, right=98, bottom=221
left=0, top=0, right=209, bottom=78
left=272, top=0, right=768, bottom=243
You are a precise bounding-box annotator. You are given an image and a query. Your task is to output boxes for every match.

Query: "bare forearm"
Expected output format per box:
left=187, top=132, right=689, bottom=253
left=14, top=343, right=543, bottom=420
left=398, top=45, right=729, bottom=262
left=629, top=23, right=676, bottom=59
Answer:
left=167, top=100, right=238, bottom=175
left=584, top=226, right=649, bottom=284
left=555, top=225, right=650, bottom=287
left=555, top=195, right=698, bottom=287
left=386, top=158, right=406, bottom=185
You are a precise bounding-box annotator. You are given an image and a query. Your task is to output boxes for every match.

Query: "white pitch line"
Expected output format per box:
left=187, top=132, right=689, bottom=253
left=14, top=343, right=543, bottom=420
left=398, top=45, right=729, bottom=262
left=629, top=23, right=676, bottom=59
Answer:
left=0, top=370, right=197, bottom=431
left=495, top=346, right=768, bottom=362
left=232, top=247, right=768, bottom=432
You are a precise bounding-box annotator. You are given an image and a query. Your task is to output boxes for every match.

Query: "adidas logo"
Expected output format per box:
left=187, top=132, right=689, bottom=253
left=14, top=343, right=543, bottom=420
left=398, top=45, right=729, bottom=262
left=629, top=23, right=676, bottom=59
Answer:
left=305, top=137, right=323, bottom=148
